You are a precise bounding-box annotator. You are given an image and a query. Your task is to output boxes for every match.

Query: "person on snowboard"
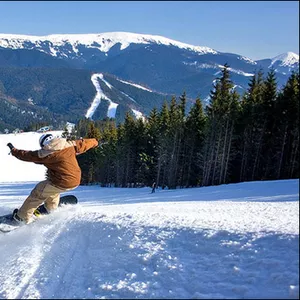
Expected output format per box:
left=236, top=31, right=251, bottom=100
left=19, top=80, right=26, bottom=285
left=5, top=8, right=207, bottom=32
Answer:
left=7, top=133, right=98, bottom=225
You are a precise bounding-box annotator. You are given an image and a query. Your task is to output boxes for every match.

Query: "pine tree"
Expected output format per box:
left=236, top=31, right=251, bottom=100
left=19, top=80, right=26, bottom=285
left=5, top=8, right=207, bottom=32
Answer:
left=274, top=72, right=299, bottom=178
left=259, top=68, right=278, bottom=179
left=115, top=123, right=126, bottom=187
left=87, top=122, right=101, bottom=140
left=237, top=69, right=264, bottom=181
left=77, top=122, right=101, bottom=184
left=202, top=81, right=222, bottom=186
left=176, top=92, right=188, bottom=187
left=135, top=118, right=147, bottom=186
left=183, top=97, right=206, bottom=186
left=145, top=108, right=160, bottom=185
left=96, top=120, right=118, bottom=186
left=156, top=101, right=170, bottom=189
left=202, top=64, right=239, bottom=186
left=120, top=112, right=137, bottom=187
left=167, top=95, right=184, bottom=189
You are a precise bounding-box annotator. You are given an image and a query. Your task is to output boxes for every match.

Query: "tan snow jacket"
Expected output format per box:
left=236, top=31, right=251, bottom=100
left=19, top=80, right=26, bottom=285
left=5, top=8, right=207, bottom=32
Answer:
left=11, top=138, right=98, bottom=188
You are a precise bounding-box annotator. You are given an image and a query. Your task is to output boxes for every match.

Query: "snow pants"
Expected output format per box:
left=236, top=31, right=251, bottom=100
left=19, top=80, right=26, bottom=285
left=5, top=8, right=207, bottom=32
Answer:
left=17, top=180, right=76, bottom=223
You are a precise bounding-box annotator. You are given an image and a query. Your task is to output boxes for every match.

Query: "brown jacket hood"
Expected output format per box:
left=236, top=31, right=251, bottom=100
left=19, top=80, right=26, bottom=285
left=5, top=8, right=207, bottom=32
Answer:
left=38, top=138, right=75, bottom=158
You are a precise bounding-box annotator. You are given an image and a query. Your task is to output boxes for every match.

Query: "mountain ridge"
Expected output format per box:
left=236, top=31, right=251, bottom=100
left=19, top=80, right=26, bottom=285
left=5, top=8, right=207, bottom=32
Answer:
left=0, top=32, right=218, bottom=56
left=0, top=67, right=175, bottom=131
left=0, top=32, right=298, bottom=64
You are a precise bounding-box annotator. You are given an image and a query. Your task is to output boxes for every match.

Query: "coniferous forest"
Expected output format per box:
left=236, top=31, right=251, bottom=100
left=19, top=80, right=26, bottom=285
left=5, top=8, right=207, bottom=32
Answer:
left=68, top=65, right=299, bottom=189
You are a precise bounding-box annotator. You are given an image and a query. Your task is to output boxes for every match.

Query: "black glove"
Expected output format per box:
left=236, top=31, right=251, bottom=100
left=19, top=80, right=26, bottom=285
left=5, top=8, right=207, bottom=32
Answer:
left=7, top=143, right=14, bottom=150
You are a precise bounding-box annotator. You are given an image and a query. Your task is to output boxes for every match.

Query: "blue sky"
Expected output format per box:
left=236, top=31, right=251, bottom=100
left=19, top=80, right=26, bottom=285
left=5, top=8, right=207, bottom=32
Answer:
left=0, top=1, right=298, bottom=60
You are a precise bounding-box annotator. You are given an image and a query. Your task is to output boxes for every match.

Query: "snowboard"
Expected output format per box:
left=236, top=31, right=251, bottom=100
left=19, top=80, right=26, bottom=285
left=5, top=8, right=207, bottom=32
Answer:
left=0, top=195, right=78, bottom=233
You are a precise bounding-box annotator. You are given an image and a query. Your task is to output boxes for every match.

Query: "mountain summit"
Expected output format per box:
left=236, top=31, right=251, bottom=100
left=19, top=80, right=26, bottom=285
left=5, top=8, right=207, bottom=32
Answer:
left=271, top=52, right=299, bottom=67
left=0, top=32, right=218, bottom=57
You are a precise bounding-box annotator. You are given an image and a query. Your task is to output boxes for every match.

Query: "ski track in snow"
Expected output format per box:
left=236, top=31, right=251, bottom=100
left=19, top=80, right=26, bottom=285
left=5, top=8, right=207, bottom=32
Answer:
left=131, top=109, right=145, bottom=120
left=85, top=73, right=118, bottom=119
left=86, top=73, right=145, bottom=120
left=0, top=180, right=299, bottom=299
left=118, top=79, right=153, bottom=93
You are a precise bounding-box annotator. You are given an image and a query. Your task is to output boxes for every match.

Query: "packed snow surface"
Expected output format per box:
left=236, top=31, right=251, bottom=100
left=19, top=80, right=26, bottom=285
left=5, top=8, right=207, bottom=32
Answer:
left=0, top=132, right=299, bottom=299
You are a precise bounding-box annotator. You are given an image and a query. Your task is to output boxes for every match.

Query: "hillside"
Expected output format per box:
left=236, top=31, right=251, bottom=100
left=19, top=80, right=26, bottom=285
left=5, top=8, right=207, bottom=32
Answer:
left=0, top=67, right=174, bottom=131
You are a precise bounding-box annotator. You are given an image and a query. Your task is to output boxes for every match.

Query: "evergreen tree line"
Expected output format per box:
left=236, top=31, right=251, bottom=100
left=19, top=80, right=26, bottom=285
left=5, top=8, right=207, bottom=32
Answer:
left=72, top=65, right=299, bottom=188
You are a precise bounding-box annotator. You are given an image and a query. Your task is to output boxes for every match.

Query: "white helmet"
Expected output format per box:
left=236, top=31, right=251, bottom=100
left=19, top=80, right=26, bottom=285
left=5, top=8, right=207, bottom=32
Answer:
left=39, top=133, right=54, bottom=148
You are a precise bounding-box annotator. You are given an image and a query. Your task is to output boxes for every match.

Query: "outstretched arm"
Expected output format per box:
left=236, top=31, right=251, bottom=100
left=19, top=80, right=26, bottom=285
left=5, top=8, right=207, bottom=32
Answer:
left=8, top=143, right=45, bottom=164
left=11, top=148, right=44, bottom=163
left=74, top=138, right=98, bottom=154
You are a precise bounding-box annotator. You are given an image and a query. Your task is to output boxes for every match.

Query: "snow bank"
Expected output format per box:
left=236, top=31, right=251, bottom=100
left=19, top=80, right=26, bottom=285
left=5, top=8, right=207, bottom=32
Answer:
left=0, top=131, right=63, bottom=182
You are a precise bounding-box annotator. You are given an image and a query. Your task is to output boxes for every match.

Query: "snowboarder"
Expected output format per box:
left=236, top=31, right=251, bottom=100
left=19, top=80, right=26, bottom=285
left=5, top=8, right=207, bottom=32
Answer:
left=151, top=182, right=156, bottom=193
left=7, top=133, right=98, bottom=225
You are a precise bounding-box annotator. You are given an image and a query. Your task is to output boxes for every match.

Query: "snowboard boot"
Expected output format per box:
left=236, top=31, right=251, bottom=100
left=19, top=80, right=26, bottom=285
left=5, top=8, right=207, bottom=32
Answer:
left=33, top=204, right=49, bottom=218
left=11, top=209, right=25, bottom=226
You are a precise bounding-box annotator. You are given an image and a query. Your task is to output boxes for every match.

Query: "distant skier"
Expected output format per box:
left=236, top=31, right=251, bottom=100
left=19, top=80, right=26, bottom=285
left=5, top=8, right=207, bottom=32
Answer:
left=7, top=133, right=98, bottom=225
left=151, top=182, right=157, bottom=193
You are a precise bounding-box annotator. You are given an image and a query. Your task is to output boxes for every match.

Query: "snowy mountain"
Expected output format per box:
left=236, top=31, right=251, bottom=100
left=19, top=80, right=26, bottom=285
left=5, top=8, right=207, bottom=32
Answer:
left=256, top=52, right=299, bottom=75
left=271, top=52, right=299, bottom=67
left=0, top=32, right=298, bottom=100
left=0, top=32, right=218, bottom=57
left=0, top=131, right=299, bottom=299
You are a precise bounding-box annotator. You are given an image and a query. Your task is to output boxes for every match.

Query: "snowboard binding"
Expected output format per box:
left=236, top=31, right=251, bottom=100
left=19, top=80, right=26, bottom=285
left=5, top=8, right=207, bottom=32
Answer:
left=33, top=204, right=49, bottom=217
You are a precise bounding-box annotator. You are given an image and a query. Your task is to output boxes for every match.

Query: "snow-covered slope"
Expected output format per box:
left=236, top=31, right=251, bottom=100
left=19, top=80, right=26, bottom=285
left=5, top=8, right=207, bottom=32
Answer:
left=85, top=73, right=119, bottom=119
left=85, top=73, right=148, bottom=120
left=255, top=52, right=299, bottom=75
left=271, top=52, right=299, bottom=68
left=0, top=180, right=299, bottom=299
left=0, top=32, right=218, bottom=56
left=118, top=78, right=153, bottom=92
left=0, top=131, right=299, bottom=299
